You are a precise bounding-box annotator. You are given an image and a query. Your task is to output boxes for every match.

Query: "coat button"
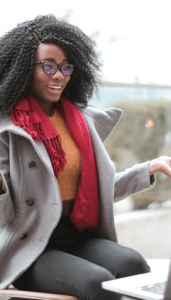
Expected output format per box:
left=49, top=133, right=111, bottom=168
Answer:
left=20, top=234, right=27, bottom=240
left=26, top=198, right=34, bottom=206
left=28, top=161, right=36, bottom=169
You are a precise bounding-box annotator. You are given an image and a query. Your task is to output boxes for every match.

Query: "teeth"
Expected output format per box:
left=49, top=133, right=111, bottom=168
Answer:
left=48, top=86, right=61, bottom=90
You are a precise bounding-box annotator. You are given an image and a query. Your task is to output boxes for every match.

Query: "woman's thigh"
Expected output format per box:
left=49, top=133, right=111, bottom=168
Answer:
left=69, top=237, right=150, bottom=278
left=13, top=247, right=119, bottom=300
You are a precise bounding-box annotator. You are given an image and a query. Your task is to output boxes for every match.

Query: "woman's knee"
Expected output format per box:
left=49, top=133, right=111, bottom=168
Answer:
left=116, top=247, right=150, bottom=278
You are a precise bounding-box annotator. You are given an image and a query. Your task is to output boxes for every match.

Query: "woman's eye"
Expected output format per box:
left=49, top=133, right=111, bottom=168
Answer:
left=44, top=65, right=52, bottom=70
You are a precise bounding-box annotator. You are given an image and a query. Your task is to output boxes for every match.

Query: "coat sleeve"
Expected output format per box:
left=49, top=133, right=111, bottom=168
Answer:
left=114, top=161, right=155, bottom=202
left=0, top=130, right=14, bottom=226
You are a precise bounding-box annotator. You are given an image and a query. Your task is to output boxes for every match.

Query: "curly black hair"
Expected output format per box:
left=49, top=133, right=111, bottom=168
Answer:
left=0, top=14, right=101, bottom=112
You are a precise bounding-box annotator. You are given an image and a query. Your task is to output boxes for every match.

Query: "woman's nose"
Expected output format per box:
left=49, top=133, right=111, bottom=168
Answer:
left=51, top=68, right=64, bottom=80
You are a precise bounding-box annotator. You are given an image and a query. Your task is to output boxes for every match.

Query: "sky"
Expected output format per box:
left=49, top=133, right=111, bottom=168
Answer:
left=1, top=0, right=171, bottom=85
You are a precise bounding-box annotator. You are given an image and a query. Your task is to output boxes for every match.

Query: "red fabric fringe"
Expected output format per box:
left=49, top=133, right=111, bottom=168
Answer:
left=9, top=94, right=67, bottom=177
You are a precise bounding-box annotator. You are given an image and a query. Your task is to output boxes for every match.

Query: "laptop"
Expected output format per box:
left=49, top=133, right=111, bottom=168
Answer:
left=102, top=260, right=171, bottom=300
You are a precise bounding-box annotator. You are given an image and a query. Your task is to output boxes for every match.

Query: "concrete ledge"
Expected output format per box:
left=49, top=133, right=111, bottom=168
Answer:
left=115, top=208, right=171, bottom=258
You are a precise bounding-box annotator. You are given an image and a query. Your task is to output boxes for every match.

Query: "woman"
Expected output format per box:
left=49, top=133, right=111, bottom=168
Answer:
left=0, top=15, right=171, bottom=300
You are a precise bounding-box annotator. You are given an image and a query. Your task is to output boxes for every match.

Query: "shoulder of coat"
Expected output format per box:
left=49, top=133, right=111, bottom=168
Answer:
left=0, top=112, right=9, bottom=127
left=0, top=112, right=29, bottom=138
left=77, top=104, right=123, bottom=142
left=78, top=104, right=123, bottom=128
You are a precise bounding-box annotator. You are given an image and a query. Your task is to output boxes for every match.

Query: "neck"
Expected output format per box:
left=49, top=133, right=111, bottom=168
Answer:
left=29, top=93, right=54, bottom=116
left=44, top=104, right=55, bottom=117
left=39, top=103, right=54, bottom=117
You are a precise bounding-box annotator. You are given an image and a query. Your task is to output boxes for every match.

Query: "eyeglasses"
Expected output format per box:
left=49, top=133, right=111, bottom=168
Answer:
left=35, top=61, right=74, bottom=76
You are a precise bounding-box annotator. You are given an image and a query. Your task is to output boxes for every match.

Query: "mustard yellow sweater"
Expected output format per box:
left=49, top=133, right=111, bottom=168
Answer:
left=49, top=107, right=82, bottom=216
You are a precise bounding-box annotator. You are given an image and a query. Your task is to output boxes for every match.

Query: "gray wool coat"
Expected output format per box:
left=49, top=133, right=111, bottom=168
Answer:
left=0, top=104, right=155, bottom=289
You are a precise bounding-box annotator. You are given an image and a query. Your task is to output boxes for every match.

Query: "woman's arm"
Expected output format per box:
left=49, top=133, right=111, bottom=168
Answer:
left=114, top=156, right=171, bottom=202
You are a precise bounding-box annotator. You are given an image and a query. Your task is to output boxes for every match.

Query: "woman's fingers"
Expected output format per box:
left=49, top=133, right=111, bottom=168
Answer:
left=160, top=161, right=171, bottom=178
left=158, top=156, right=171, bottom=164
left=158, top=156, right=171, bottom=177
left=149, top=156, right=171, bottom=177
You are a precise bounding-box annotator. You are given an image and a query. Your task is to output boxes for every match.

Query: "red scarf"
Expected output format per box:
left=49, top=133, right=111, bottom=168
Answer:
left=9, top=93, right=100, bottom=232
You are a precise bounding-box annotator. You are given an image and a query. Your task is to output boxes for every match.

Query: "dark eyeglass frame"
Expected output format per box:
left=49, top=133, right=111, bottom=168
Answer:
left=35, top=61, right=74, bottom=76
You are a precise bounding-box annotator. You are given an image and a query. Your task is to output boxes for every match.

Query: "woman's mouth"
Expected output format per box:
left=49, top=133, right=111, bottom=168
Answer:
left=48, top=85, right=62, bottom=91
left=47, top=85, right=62, bottom=94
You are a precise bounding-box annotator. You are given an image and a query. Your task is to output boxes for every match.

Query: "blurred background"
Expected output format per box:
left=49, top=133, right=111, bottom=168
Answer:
left=1, top=0, right=171, bottom=258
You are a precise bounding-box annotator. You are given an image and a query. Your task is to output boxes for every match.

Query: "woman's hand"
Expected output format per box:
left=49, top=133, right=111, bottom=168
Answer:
left=149, top=156, right=171, bottom=177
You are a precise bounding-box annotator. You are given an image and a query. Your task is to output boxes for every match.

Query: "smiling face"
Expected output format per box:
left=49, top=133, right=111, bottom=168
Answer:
left=28, top=43, right=70, bottom=111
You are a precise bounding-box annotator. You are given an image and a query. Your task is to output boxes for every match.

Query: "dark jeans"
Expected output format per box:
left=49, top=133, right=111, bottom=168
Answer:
left=13, top=217, right=150, bottom=300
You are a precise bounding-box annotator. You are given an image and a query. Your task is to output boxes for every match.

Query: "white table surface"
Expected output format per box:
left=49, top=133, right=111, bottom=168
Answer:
left=146, top=259, right=170, bottom=273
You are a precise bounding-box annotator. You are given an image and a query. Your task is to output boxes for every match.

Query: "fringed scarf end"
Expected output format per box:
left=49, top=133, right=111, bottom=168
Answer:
left=9, top=106, right=67, bottom=178
left=50, top=137, right=67, bottom=177
left=9, top=108, right=39, bottom=140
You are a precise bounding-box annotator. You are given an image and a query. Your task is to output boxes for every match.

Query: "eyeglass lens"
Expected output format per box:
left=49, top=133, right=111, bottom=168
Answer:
left=43, top=62, right=74, bottom=76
